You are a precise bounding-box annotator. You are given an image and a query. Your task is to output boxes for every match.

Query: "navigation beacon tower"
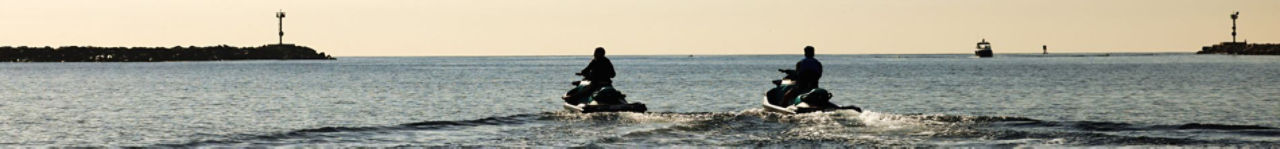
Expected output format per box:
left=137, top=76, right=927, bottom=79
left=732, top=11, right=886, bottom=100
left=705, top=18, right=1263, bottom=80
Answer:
left=1231, top=11, right=1239, bottom=43
left=276, top=10, right=286, bottom=44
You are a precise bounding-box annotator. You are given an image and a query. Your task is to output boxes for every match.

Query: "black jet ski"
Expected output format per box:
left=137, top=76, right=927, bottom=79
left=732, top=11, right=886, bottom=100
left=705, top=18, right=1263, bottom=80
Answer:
left=562, top=77, right=646, bottom=113
left=763, top=69, right=861, bottom=114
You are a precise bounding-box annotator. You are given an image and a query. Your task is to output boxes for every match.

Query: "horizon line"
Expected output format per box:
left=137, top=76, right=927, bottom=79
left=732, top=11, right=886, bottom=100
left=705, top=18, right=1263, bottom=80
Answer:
left=0, top=44, right=1204, bottom=57
left=334, top=51, right=1195, bottom=57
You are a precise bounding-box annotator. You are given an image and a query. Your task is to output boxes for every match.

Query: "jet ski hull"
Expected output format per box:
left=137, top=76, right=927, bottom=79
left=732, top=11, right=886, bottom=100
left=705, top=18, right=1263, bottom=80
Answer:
left=563, top=102, right=647, bottom=113
left=762, top=96, right=798, bottom=114
left=762, top=96, right=861, bottom=114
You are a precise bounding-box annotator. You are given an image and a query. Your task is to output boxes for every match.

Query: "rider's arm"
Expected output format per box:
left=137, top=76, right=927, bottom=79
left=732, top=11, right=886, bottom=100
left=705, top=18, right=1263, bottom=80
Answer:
left=579, top=59, right=596, bottom=76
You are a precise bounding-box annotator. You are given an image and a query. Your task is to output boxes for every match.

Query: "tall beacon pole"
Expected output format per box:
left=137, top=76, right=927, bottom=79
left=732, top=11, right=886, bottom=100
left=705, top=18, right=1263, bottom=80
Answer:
left=277, top=10, right=286, bottom=45
left=1231, top=11, right=1238, bottom=43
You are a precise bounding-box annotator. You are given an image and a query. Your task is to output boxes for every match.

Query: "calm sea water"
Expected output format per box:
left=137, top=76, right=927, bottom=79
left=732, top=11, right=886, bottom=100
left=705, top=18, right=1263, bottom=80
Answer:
left=1, top=53, right=1277, bottom=147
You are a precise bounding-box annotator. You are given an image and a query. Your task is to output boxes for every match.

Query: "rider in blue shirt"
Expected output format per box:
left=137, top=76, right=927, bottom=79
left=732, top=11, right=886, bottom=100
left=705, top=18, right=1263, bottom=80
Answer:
left=795, top=46, right=822, bottom=90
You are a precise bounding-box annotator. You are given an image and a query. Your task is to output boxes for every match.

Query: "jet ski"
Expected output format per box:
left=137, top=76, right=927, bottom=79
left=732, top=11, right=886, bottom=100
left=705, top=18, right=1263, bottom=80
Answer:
left=762, top=69, right=862, bottom=114
left=562, top=78, right=647, bottom=113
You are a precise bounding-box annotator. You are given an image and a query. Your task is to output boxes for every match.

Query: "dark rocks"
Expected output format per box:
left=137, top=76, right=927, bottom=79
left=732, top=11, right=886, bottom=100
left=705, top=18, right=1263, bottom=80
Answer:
left=1198, top=42, right=1280, bottom=55
left=0, top=44, right=334, bottom=62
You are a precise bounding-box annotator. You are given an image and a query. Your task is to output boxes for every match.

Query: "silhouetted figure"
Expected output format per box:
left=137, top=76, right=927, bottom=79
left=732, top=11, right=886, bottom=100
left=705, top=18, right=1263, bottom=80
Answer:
left=1043, top=45, right=1048, bottom=54
left=794, top=46, right=822, bottom=90
left=762, top=46, right=861, bottom=114
left=564, top=47, right=616, bottom=101
left=580, top=47, right=615, bottom=85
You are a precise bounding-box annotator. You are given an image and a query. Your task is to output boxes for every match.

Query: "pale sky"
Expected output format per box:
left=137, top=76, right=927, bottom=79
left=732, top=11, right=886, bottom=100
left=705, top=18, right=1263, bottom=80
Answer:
left=1, top=0, right=1277, bottom=56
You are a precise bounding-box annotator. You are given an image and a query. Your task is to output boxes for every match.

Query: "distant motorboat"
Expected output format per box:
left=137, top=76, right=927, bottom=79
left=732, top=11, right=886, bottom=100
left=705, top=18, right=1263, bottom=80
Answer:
left=975, top=39, right=993, bottom=58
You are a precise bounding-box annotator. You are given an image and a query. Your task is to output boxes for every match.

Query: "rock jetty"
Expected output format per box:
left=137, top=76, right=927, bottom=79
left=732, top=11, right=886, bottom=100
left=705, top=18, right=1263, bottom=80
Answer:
left=0, top=44, right=334, bottom=62
left=1198, top=42, right=1280, bottom=55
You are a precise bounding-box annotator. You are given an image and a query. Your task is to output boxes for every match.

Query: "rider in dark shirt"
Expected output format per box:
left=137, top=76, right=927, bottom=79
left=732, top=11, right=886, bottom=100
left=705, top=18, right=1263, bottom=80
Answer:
left=795, top=46, right=822, bottom=90
left=565, top=47, right=615, bottom=102
left=580, top=47, right=615, bottom=85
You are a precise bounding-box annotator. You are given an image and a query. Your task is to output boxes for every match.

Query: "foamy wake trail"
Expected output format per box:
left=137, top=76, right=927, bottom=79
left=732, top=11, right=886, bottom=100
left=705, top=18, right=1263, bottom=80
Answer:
left=163, top=109, right=1279, bottom=148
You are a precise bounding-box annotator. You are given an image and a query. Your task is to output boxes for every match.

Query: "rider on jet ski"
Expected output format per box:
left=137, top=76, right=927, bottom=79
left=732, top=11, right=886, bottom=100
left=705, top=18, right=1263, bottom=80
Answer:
left=561, top=47, right=644, bottom=113
left=781, top=46, right=827, bottom=107
left=767, top=46, right=823, bottom=107
left=564, top=47, right=616, bottom=103
left=794, top=46, right=822, bottom=94
left=764, top=46, right=856, bottom=113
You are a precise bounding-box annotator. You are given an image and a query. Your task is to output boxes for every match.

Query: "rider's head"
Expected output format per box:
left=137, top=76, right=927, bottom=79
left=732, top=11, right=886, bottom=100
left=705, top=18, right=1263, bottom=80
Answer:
left=804, top=46, right=815, bottom=58
left=594, top=47, right=606, bottom=57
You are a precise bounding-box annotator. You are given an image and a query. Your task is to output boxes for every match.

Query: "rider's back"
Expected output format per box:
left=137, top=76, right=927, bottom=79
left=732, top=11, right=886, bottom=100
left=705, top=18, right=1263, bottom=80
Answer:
left=795, top=46, right=822, bottom=89
left=583, top=57, right=615, bottom=82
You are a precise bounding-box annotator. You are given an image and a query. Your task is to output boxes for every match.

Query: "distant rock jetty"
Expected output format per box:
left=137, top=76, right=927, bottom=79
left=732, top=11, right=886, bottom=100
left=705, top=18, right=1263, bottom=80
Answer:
left=1198, top=42, right=1280, bottom=55
left=0, top=44, right=334, bottom=62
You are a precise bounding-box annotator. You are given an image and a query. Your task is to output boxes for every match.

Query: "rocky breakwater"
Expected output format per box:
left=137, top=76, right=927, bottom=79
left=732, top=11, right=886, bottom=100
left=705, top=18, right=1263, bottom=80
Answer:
left=0, top=44, right=334, bottom=62
left=1198, top=42, right=1280, bottom=55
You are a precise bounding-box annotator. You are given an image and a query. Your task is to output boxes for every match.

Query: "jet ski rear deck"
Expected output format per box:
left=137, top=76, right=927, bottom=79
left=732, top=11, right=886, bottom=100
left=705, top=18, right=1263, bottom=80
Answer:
left=563, top=102, right=647, bottom=113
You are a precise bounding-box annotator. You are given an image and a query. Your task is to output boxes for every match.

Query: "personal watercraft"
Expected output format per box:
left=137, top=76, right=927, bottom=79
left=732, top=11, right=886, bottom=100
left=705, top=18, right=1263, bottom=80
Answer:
left=762, top=69, right=861, bottom=114
left=562, top=75, right=646, bottom=113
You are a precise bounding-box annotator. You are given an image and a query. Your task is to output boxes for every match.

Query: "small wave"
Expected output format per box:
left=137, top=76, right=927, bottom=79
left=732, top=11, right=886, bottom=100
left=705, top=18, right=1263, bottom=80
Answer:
left=162, top=114, right=546, bottom=147
left=1021, top=121, right=1277, bottom=131
left=1174, top=123, right=1276, bottom=130
left=290, top=113, right=542, bottom=134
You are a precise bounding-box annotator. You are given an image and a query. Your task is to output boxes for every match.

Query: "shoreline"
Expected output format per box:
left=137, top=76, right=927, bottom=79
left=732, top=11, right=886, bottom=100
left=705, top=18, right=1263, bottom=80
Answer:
left=1198, top=42, right=1280, bottom=55
left=0, top=44, right=334, bottom=62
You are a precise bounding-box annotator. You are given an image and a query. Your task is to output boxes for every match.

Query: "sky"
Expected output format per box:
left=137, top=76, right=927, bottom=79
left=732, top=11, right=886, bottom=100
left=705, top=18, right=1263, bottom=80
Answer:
left=1, top=0, right=1277, bottom=56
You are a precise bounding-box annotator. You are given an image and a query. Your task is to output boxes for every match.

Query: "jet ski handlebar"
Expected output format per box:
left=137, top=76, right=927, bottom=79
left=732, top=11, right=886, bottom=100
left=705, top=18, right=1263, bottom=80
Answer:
left=773, top=69, right=798, bottom=85
left=777, top=69, right=797, bottom=77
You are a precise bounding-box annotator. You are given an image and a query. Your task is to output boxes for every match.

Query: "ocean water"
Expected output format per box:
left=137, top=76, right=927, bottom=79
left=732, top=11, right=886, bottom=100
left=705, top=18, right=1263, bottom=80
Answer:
left=0, top=53, right=1277, bottom=147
